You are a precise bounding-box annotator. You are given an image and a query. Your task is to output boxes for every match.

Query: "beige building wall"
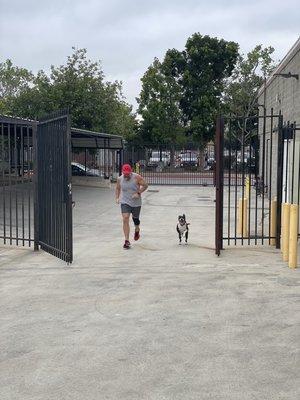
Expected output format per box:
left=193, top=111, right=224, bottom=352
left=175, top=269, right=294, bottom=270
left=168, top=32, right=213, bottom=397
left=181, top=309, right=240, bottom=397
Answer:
left=257, top=37, right=300, bottom=203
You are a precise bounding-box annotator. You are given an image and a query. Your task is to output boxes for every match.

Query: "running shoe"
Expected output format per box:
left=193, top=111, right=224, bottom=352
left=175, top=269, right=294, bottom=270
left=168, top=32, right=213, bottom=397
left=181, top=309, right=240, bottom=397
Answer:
left=134, top=229, right=140, bottom=241
left=123, top=240, right=131, bottom=249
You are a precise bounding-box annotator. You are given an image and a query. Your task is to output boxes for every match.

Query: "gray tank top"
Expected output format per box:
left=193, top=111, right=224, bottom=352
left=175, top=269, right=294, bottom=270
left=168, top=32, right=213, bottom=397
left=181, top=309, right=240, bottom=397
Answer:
left=119, top=173, right=142, bottom=207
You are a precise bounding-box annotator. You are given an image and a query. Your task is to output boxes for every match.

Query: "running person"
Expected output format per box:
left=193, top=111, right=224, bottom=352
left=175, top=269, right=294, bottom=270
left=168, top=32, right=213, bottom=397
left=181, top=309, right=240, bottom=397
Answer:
left=115, top=164, right=148, bottom=249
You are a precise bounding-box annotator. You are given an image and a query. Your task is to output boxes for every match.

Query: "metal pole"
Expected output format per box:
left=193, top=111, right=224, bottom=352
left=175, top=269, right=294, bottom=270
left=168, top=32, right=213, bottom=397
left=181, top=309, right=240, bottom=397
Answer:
left=33, top=122, right=39, bottom=251
left=276, top=114, right=284, bottom=249
left=215, top=116, right=224, bottom=255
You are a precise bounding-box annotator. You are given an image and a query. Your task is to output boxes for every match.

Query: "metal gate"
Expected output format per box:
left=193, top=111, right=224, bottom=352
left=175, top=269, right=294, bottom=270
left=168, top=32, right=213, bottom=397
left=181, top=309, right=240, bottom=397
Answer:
left=123, top=144, right=215, bottom=185
left=36, top=110, right=73, bottom=263
left=215, top=111, right=285, bottom=255
left=0, top=116, right=37, bottom=248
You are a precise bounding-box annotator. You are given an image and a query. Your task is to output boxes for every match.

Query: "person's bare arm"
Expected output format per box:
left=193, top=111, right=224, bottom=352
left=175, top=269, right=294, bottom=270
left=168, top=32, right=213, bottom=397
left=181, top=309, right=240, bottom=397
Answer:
left=115, top=178, right=121, bottom=203
left=137, top=175, right=148, bottom=194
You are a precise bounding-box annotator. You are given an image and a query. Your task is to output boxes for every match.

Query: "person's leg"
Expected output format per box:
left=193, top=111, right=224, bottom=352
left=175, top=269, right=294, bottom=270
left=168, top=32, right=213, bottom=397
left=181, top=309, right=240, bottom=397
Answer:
left=121, top=204, right=131, bottom=245
left=122, top=213, right=130, bottom=241
left=132, top=206, right=141, bottom=240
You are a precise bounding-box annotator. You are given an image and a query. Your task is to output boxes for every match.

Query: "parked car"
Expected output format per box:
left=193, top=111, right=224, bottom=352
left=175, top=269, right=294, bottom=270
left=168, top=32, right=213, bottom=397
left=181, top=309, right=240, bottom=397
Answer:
left=148, top=151, right=170, bottom=167
left=71, top=162, right=101, bottom=177
left=179, top=152, right=198, bottom=168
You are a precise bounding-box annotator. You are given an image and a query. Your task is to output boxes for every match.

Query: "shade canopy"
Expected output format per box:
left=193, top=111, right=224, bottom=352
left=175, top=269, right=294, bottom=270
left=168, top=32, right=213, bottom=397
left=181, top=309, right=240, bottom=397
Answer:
left=0, top=116, right=124, bottom=150
left=71, top=128, right=123, bottom=150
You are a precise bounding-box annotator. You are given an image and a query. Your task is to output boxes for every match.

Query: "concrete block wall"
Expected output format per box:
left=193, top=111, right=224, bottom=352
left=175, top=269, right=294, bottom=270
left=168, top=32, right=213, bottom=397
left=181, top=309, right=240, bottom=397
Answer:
left=258, top=47, right=300, bottom=123
left=258, top=40, right=300, bottom=202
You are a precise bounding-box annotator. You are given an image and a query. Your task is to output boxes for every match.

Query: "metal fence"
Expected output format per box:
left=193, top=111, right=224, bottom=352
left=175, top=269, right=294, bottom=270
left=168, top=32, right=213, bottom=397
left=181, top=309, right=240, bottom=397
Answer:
left=37, top=111, right=73, bottom=263
left=1, top=113, right=124, bottom=263
left=0, top=117, right=36, bottom=247
left=215, top=111, right=286, bottom=254
left=123, top=144, right=215, bottom=185
left=281, top=121, right=300, bottom=205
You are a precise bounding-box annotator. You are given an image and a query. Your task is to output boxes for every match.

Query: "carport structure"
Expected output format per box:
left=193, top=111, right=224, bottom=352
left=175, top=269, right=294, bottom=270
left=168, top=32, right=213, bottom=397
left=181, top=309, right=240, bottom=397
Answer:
left=71, top=128, right=123, bottom=180
left=0, top=111, right=123, bottom=263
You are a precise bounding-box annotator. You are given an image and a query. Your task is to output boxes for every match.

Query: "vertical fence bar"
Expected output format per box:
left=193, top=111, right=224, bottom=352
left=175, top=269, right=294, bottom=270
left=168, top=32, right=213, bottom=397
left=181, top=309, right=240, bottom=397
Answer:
left=298, top=125, right=300, bottom=207
left=27, top=125, right=32, bottom=246
left=291, top=122, right=296, bottom=204
left=241, top=118, right=246, bottom=244
left=268, top=109, right=274, bottom=243
left=8, top=124, right=12, bottom=244
left=276, top=114, right=284, bottom=249
left=228, top=119, right=232, bottom=245
left=261, top=108, right=267, bottom=244
left=284, top=122, right=289, bottom=203
left=66, top=114, right=73, bottom=263
left=21, top=126, right=25, bottom=246
left=215, top=117, right=224, bottom=255
left=234, top=136, right=238, bottom=245
left=1, top=123, right=6, bottom=244
left=14, top=124, right=19, bottom=245
left=254, top=118, right=259, bottom=245
left=32, top=123, right=39, bottom=250
left=248, top=132, right=252, bottom=245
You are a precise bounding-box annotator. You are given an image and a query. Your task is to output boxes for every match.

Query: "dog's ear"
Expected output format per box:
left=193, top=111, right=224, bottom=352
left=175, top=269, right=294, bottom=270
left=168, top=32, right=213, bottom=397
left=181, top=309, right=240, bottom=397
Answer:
left=183, top=214, right=186, bottom=220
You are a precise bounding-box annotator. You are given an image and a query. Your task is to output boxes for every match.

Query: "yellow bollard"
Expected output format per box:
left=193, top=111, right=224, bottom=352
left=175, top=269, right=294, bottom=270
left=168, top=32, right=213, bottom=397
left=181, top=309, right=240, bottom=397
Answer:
left=245, top=176, right=250, bottom=199
left=238, top=198, right=248, bottom=236
left=243, top=198, right=248, bottom=237
left=270, top=198, right=277, bottom=246
left=282, top=203, right=291, bottom=262
left=237, top=198, right=242, bottom=235
left=288, top=204, right=298, bottom=269
left=281, top=203, right=285, bottom=252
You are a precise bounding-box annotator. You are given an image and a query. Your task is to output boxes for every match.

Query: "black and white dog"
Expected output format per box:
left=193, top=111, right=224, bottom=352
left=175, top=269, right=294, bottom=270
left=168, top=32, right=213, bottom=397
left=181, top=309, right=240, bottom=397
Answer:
left=176, top=214, right=190, bottom=245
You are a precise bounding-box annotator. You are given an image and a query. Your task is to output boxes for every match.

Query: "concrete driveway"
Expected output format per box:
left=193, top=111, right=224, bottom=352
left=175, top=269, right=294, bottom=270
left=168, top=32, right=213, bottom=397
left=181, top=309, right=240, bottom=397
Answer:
left=1, top=186, right=299, bottom=400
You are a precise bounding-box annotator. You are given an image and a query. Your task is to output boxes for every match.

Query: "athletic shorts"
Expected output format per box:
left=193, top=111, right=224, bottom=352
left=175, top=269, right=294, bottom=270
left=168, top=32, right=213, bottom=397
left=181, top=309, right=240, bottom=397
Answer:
left=121, top=204, right=141, bottom=218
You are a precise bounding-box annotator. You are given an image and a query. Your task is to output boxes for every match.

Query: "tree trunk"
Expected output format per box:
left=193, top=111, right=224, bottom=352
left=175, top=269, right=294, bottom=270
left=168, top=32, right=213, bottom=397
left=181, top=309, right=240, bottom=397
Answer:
left=199, top=147, right=205, bottom=170
left=170, top=145, right=175, bottom=168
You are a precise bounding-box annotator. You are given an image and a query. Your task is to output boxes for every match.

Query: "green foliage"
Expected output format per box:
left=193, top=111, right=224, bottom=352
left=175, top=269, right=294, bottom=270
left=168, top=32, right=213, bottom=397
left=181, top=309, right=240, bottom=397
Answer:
left=137, top=57, right=184, bottom=147
left=137, top=34, right=239, bottom=148
left=223, top=45, right=275, bottom=118
left=0, top=59, right=34, bottom=98
left=222, top=45, right=275, bottom=144
left=0, top=49, right=136, bottom=138
left=0, top=59, right=34, bottom=115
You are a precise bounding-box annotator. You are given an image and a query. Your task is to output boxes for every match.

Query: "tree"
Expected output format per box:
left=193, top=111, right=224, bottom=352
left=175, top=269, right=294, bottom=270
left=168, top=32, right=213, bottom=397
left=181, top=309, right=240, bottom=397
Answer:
left=0, top=49, right=136, bottom=138
left=137, top=57, right=185, bottom=164
left=0, top=60, right=34, bottom=115
left=168, top=34, right=239, bottom=145
left=223, top=45, right=275, bottom=144
left=223, top=45, right=275, bottom=118
left=137, top=34, right=239, bottom=150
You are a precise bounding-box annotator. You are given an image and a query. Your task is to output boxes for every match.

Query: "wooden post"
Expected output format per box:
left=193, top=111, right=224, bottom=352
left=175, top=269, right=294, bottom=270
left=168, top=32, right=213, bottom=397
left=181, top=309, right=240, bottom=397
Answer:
left=270, top=198, right=277, bottom=246
left=282, top=203, right=291, bottom=262
left=288, top=204, right=298, bottom=269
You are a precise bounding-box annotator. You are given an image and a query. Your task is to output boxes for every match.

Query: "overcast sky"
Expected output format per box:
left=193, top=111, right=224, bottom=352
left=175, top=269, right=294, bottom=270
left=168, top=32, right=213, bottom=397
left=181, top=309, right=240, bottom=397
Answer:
left=0, top=0, right=299, bottom=109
